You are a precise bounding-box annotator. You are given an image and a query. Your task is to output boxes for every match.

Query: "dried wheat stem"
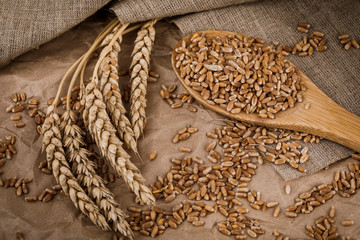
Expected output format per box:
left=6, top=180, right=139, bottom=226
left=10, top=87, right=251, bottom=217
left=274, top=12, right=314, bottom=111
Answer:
left=41, top=107, right=110, bottom=230
left=61, top=110, right=133, bottom=238
left=83, top=82, right=155, bottom=206
left=54, top=55, right=84, bottom=107
left=130, top=19, right=157, bottom=140
left=53, top=19, right=119, bottom=108
left=65, top=19, right=120, bottom=110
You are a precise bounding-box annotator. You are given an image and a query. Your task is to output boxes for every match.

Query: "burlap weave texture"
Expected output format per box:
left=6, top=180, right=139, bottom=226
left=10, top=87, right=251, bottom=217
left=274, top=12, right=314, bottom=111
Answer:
left=110, top=0, right=256, bottom=24
left=0, top=0, right=111, bottom=67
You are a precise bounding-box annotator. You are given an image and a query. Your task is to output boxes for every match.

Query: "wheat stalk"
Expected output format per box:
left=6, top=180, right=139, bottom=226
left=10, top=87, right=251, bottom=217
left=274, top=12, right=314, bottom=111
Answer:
left=41, top=19, right=156, bottom=235
left=82, top=81, right=155, bottom=206
left=96, top=27, right=138, bottom=156
left=61, top=110, right=134, bottom=239
left=130, top=20, right=157, bottom=140
left=41, top=106, right=110, bottom=231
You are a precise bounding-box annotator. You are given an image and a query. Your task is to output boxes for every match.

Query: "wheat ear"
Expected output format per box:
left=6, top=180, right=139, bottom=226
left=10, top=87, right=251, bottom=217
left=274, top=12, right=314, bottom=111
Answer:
left=61, top=110, right=134, bottom=239
left=41, top=106, right=110, bottom=230
left=96, top=27, right=138, bottom=156
left=82, top=81, right=155, bottom=206
left=130, top=20, right=157, bottom=140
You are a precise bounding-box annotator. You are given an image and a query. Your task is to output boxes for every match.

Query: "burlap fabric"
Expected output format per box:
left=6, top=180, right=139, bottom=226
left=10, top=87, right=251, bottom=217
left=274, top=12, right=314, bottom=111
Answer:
left=0, top=0, right=111, bottom=67
left=110, top=0, right=256, bottom=24
left=0, top=0, right=254, bottom=67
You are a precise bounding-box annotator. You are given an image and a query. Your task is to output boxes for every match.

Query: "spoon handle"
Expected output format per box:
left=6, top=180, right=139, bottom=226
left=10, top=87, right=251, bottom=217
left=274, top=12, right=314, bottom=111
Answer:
left=290, top=76, right=360, bottom=153
left=299, top=99, right=360, bottom=153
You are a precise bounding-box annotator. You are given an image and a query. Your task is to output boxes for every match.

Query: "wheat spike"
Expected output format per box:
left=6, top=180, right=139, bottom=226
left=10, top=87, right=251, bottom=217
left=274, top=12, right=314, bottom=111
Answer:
left=83, top=81, right=155, bottom=206
left=98, top=42, right=138, bottom=156
left=61, top=110, right=134, bottom=238
left=41, top=107, right=110, bottom=231
left=130, top=20, right=156, bottom=140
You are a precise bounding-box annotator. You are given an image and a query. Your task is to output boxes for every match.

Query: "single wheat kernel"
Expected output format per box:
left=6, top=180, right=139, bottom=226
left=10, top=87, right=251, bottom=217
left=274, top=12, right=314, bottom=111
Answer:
left=298, top=27, right=309, bottom=33
left=12, top=105, right=25, bottom=113
left=180, top=147, right=191, bottom=153
left=344, top=41, right=352, bottom=50
left=340, top=38, right=350, bottom=44
left=285, top=211, right=297, bottom=218
left=298, top=22, right=310, bottom=29
left=11, top=93, right=18, bottom=103
left=19, top=93, right=26, bottom=101
left=313, top=31, right=325, bottom=37
left=25, top=196, right=37, bottom=202
left=28, top=99, right=39, bottom=105
left=171, top=102, right=183, bottom=109
left=149, top=71, right=160, bottom=78
left=341, top=220, right=354, bottom=226
left=6, top=104, right=15, bottom=112
left=147, top=76, right=158, bottom=83
left=187, top=104, right=197, bottom=112
left=11, top=115, right=21, bottom=121
left=15, top=122, right=25, bottom=128
left=273, top=207, right=281, bottom=217
left=351, top=39, right=359, bottom=49
left=338, top=34, right=350, bottom=40
left=329, top=207, right=335, bottom=218
left=43, top=193, right=53, bottom=202
left=149, top=151, right=157, bottom=160
left=168, top=85, right=177, bottom=93
left=16, top=186, right=23, bottom=196
left=285, top=184, right=291, bottom=195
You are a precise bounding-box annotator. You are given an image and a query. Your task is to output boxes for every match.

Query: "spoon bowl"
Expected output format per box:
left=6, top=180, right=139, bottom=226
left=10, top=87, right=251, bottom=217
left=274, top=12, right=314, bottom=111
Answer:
left=171, top=30, right=360, bottom=152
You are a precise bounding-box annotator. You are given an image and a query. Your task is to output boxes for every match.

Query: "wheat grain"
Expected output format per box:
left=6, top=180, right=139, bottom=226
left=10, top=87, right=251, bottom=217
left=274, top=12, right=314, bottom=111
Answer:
left=41, top=108, right=110, bottom=230
left=298, top=22, right=310, bottom=29
left=298, top=27, right=309, bottom=33
left=83, top=82, right=155, bottom=206
left=130, top=20, right=157, bottom=140
left=351, top=39, right=360, bottom=49
left=148, top=151, right=157, bottom=160
left=61, top=110, right=133, bottom=238
left=341, top=220, right=354, bottom=226
left=174, top=33, right=305, bottom=119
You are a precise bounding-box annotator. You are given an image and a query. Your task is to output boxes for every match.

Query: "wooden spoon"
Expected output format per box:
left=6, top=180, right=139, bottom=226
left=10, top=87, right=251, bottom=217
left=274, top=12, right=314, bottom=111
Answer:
left=171, top=30, right=360, bottom=152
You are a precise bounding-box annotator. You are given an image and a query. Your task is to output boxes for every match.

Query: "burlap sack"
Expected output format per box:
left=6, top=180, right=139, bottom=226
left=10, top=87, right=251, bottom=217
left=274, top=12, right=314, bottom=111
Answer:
left=0, top=0, right=111, bottom=67
left=0, top=0, right=255, bottom=68
left=110, top=0, right=256, bottom=24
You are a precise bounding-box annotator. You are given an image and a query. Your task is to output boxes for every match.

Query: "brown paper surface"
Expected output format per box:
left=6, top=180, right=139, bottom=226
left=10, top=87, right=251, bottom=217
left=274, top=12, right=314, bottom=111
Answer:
left=0, top=14, right=359, bottom=239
